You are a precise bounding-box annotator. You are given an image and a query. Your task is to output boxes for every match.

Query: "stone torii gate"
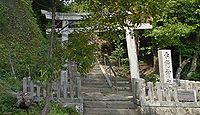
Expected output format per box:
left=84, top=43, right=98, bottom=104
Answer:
left=125, top=23, right=152, bottom=80
left=41, top=9, right=152, bottom=81
left=41, top=10, right=89, bottom=86
left=41, top=10, right=89, bottom=42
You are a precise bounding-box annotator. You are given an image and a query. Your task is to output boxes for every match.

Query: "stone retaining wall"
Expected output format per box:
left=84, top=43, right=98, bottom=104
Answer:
left=132, top=78, right=200, bottom=115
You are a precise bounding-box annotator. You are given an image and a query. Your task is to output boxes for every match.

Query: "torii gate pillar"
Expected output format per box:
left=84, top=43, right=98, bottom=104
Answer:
left=125, top=23, right=152, bottom=79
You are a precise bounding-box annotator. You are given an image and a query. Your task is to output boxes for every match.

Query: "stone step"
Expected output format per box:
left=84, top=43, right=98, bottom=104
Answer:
left=83, top=95, right=133, bottom=101
left=82, top=84, right=110, bottom=88
left=88, top=70, right=103, bottom=74
left=90, top=68, right=102, bottom=71
left=89, top=68, right=103, bottom=71
left=112, top=80, right=130, bottom=83
left=115, top=86, right=131, bottom=91
left=81, top=79, right=107, bottom=85
left=109, top=77, right=130, bottom=82
left=113, top=91, right=133, bottom=96
left=112, top=82, right=131, bottom=87
left=87, top=74, right=105, bottom=78
left=82, top=78, right=107, bottom=82
left=82, top=80, right=131, bottom=89
left=91, top=65, right=101, bottom=68
left=83, top=108, right=140, bottom=115
left=81, top=77, right=105, bottom=81
left=81, top=82, right=108, bottom=86
left=81, top=87, right=112, bottom=93
left=84, top=101, right=135, bottom=109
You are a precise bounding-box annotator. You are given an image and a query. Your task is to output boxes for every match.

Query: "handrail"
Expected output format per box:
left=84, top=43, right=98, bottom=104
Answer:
left=103, top=54, right=119, bottom=93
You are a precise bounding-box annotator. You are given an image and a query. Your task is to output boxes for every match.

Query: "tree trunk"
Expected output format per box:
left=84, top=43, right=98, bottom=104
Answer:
left=152, top=45, right=159, bottom=74
left=187, top=27, right=200, bottom=78
left=8, top=49, right=16, bottom=78
left=187, top=55, right=197, bottom=78
left=41, top=1, right=56, bottom=114
left=179, top=54, right=182, bottom=67
left=41, top=83, right=52, bottom=115
left=175, top=58, right=190, bottom=85
left=48, top=1, right=56, bottom=60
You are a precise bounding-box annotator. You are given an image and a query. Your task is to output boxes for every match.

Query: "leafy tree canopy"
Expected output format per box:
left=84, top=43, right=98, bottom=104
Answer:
left=146, top=0, right=200, bottom=56
left=84, top=0, right=169, bottom=31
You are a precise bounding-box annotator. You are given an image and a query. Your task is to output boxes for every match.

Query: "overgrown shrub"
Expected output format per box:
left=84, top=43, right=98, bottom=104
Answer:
left=0, top=77, right=79, bottom=115
left=143, top=73, right=159, bottom=84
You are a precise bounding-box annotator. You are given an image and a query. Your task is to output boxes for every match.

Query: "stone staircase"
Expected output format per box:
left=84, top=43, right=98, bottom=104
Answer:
left=81, top=64, right=140, bottom=115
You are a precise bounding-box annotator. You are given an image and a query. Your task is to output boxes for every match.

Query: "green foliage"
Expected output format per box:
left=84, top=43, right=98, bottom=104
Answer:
left=0, top=78, right=23, bottom=114
left=189, top=72, right=200, bottom=81
left=0, top=92, right=17, bottom=114
left=63, top=1, right=90, bottom=12
left=49, top=103, right=80, bottom=115
left=143, top=73, right=159, bottom=84
left=165, top=0, right=200, bottom=27
left=0, top=97, right=80, bottom=115
left=0, top=77, right=79, bottom=115
left=109, top=42, right=125, bottom=66
left=65, top=32, right=96, bottom=75
left=0, top=0, right=47, bottom=79
left=0, top=5, right=8, bottom=30
left=114, top=58, right=130, bottom=77
left=146, top=0, right=200, bottom=80
left=147, top=21, right=195, bottom=48
left=85, top=0, right=169, bottom=31
left=146, top=0, right=199, bottom=51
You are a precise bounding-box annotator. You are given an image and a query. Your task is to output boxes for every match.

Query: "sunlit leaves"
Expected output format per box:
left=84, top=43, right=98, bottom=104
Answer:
left=87, top=0, right=169, bottom=30
left=148, top=22, right=195, bottom=48
left=146, top=0, right=200, bottom=56
left=65, top=32, right=96, bottom=75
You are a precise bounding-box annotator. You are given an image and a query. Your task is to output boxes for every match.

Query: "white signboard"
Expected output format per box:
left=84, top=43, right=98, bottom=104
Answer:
left=177, top=89, right=197, bottom=102
left=158, top=50, right=173, bottom=83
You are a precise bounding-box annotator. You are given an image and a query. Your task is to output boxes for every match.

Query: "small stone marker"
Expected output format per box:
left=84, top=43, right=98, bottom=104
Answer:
left=61, top=70, right=67, bottom=85
left=158, top=50, right=173, bottom=84
left=177, top=89, right=197, bottom=102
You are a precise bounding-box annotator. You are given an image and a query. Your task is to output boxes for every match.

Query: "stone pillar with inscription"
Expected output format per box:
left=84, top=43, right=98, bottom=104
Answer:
left=158, top=50, right=173, bottom=84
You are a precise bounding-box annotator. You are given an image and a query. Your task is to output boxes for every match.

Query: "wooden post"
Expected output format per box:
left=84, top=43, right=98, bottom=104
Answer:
left=23, top=77, right=27, bottom=93
left=147, top=82, right=154, bottom=101
left=155, top=82, right=162, bottom=101
left=70, top=78, right=73, bottom=98
left=36, top=81, right=40, bottom=98
left=76, top=77, right=81, bottom=98
left=43, top=85, right=47, bottom=98
left=185, top=80, right=189, bottom=89
left=139, top=79, right=146, bottom=104
left=30, top=81, right=34, bottom=95
left=28, top=77, right=31, bottom=92
left=132, top=78, right=139, bottom=99
left=57, top=81, right=61, bottom=98
left=165, top=84, right=171, bottom=102
left=63, top=81, right=67, bottom=98
left=172, top=83, right=178, bottom=102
